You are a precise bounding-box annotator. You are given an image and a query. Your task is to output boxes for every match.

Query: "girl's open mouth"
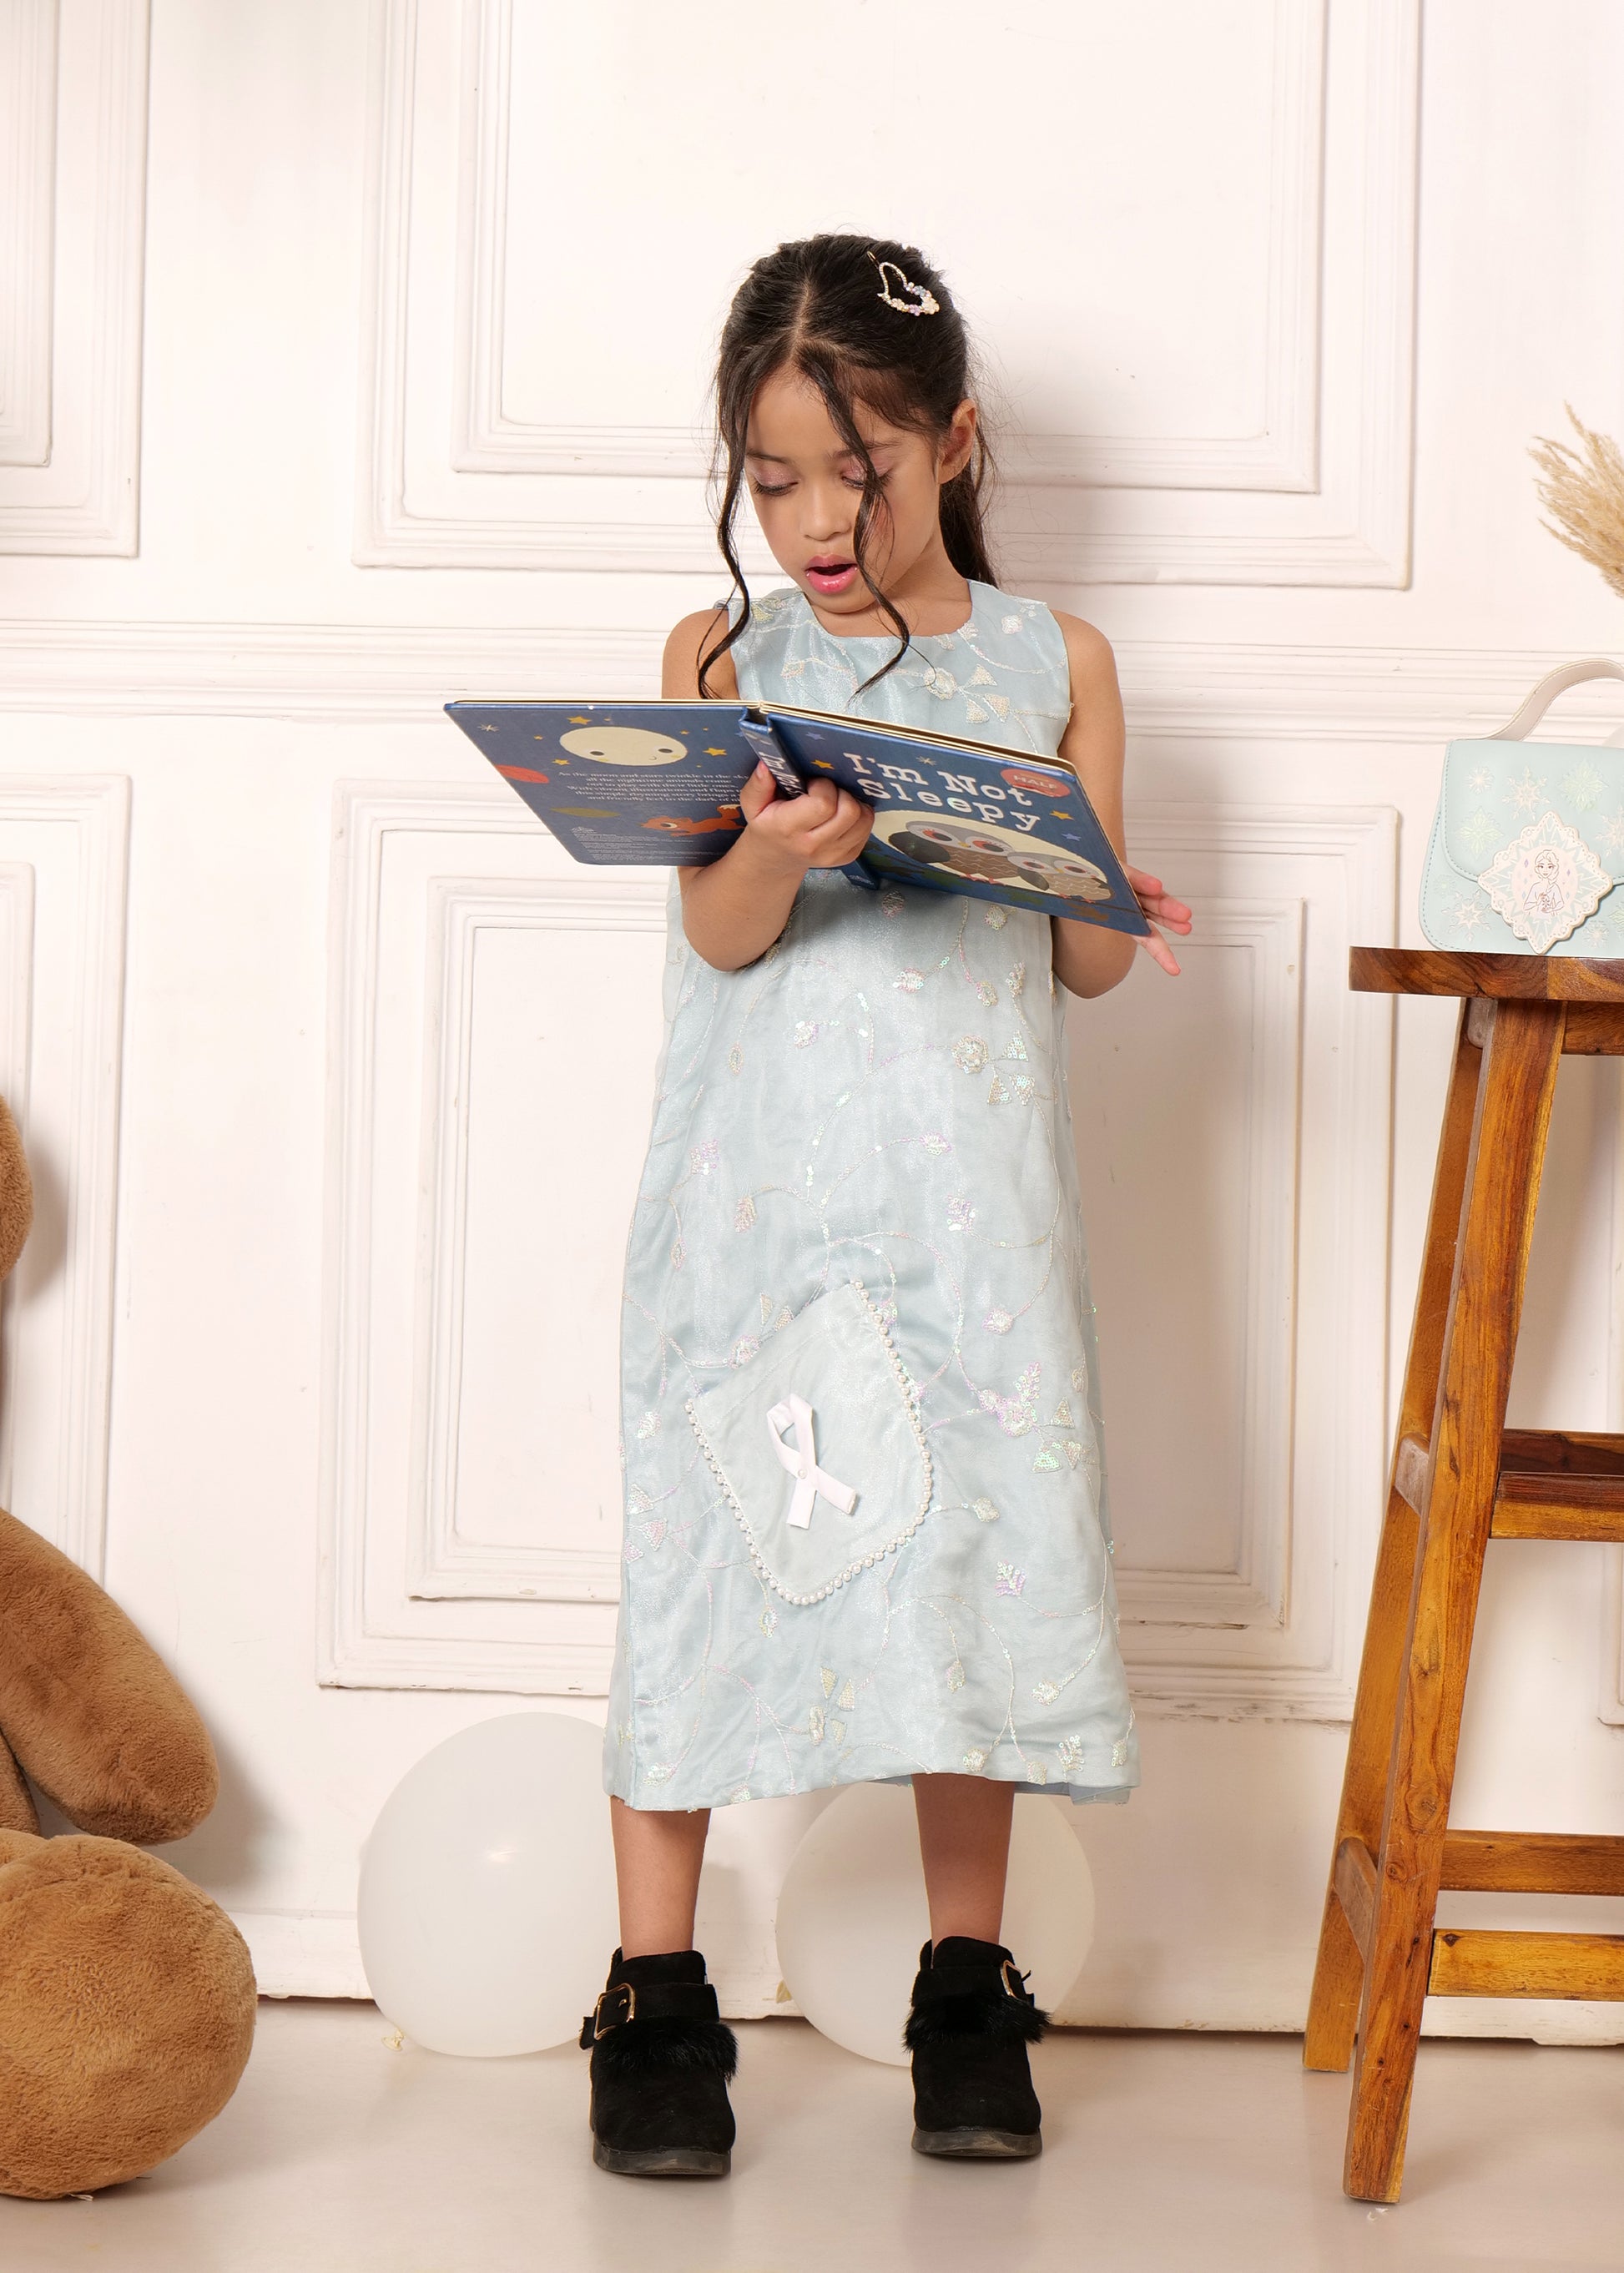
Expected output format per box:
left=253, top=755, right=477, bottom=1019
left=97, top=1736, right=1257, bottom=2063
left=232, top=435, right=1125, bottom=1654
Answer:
left=804, top=559, right=858, bottom=596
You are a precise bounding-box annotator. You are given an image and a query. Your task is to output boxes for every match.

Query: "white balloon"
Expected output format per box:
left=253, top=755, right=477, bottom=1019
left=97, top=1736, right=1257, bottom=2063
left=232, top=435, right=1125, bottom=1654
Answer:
left=358, top=1712, right=618, bottom=2057
left=774, top=1782, right=1094, bottom=2066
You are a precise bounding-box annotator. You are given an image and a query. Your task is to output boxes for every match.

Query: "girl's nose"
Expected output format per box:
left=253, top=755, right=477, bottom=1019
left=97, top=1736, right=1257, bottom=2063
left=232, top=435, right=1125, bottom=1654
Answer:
left=800, top=481, right=855, bottom=546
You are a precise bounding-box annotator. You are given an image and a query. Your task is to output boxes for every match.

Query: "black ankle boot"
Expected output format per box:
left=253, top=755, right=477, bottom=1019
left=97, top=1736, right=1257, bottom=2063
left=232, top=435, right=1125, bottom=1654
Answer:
left=905, top=1936, right=1047, bottom=2160
left=580, top=1948, right=737, bottom=2177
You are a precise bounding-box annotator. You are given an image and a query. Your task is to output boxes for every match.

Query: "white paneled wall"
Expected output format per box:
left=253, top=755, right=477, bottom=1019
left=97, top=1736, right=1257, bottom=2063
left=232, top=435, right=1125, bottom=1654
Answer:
left=3, top=0, right=1624, bottom=2034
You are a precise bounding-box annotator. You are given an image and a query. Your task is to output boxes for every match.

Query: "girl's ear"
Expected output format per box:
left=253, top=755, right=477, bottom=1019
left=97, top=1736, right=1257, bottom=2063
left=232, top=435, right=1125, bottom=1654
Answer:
left=937, top=400, right=978, bottom=486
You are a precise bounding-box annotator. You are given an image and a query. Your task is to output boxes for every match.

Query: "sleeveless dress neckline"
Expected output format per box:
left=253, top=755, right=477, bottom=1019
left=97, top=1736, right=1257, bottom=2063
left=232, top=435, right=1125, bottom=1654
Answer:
left=776, top=579, right=986, bottom=648
left=605, top=582, right=1137, bottom=1812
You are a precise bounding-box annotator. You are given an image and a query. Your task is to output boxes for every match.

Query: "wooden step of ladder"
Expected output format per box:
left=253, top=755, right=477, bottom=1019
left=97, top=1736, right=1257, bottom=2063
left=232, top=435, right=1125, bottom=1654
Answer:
left=1393, top=1427, right=1624, bottom=1542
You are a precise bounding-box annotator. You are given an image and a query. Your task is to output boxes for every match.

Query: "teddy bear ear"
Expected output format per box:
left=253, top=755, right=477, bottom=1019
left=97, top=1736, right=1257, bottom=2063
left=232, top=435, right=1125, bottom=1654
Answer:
left=0, top=1096, right=32, bottom=1283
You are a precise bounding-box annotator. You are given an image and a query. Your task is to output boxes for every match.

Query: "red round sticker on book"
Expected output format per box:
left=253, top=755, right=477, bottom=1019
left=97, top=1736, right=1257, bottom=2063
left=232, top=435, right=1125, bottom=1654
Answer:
left=497, top=765, right=548, bottom=784
left=1000, top=766, right=1067, bottom=798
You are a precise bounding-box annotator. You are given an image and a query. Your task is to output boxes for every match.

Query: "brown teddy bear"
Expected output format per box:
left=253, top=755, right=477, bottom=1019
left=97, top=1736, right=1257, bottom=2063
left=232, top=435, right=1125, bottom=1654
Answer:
left=0, top=1097, right=256, bottom=2199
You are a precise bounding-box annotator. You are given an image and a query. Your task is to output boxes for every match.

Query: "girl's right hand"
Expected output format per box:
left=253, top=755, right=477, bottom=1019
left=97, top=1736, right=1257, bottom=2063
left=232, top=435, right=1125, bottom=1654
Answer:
left=738, top=762, right=875, bottom=873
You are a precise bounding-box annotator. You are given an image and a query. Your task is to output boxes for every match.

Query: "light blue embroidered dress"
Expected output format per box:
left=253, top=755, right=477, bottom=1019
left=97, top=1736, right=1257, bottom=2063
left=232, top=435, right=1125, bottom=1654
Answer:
left=606, top=581, right=1137, bottom=1810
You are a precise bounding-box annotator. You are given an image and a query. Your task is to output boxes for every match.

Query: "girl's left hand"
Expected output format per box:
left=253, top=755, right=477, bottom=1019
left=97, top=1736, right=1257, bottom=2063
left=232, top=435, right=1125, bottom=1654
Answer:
left=1127, top=864, right=1193, bottom=978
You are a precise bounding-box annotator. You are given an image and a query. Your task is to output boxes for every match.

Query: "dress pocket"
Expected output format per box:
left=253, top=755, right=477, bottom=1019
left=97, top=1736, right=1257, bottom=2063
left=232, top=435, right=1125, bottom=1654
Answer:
left=686, top=1280, right=931, bottom=1605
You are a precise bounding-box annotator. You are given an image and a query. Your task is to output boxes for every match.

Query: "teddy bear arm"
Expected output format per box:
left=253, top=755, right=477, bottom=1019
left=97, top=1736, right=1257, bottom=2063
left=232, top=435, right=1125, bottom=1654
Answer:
left=0, top=1510, right=218, bottom=1844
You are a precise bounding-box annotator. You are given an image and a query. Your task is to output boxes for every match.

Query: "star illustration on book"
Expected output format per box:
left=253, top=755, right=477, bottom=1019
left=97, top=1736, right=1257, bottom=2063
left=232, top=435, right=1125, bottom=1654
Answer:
left=1509, top=769, right=1546, bottom=813
left=567, top=714, right=591, bottom=724
left=1468, top=767, right=1492, bottom=792
left=705, top=747, right=727, bottom=756
left=1601, top=813, right=1624, bottom=857
left=1454, top=900, right=1489, bottom=935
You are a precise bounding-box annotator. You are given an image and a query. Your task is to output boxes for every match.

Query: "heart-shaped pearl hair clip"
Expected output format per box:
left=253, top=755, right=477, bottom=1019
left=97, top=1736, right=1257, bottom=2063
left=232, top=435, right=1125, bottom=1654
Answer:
left=868, top=251, right=941, bottom=317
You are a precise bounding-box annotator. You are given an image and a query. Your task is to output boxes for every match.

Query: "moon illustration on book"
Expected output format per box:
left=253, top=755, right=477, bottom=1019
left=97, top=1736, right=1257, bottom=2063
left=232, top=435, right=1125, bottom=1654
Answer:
left=559, top=724, right=689, bottom=766
left=870, top=810, right=1113, bottom=904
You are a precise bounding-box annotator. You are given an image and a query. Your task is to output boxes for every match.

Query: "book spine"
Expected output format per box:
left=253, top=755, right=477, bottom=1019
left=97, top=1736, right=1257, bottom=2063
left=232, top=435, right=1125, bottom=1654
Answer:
left=739, top=712, right=804, bottom=799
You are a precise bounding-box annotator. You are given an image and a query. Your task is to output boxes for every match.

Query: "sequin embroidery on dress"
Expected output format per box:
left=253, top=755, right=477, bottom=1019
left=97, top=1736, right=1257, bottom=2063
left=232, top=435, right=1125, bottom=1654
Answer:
left=606, top=581, right=1138, bottom=1808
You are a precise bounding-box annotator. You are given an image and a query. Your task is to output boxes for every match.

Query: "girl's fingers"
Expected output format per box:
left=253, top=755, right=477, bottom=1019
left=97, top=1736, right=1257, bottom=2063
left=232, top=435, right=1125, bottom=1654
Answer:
left=825, top=789, right=871, bottom=834
left=1137, top=927, right=1183, bottom=977
left=1125, top=862, right=1193, bottom=932
left=738, top=762, right=779, bottom=821
left=809, top=794, right=873, bottom=850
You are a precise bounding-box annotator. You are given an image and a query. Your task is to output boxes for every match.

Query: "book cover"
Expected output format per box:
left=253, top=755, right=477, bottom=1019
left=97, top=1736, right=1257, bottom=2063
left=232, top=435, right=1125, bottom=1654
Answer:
left=445, top=698, right=1150, bottom=935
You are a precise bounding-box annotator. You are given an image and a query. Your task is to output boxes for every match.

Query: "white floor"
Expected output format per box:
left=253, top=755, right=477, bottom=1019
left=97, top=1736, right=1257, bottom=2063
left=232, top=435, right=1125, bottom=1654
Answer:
left=3, top=2001, right=1622, bottom=2270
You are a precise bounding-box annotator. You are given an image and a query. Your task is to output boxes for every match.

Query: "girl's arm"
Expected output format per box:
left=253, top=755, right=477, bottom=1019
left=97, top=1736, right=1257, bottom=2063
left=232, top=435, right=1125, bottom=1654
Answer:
left=1048, top=615, right=1188, bottom=997
left=663, top=610, right=874, bottom=972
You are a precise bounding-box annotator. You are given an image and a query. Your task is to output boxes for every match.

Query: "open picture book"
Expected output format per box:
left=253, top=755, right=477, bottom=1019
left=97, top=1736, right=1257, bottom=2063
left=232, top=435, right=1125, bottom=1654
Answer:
left=445, top=698, right=1151, bottom=934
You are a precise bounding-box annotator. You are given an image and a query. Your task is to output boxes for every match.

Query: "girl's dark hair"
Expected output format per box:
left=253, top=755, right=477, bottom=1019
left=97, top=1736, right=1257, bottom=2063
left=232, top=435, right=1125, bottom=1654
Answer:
left=699, top=233, right=996, bottom=696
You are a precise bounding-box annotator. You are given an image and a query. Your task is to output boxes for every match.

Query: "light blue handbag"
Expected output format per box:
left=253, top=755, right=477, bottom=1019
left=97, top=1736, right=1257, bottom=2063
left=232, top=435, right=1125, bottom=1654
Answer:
left=1420, top=659, right=1624, bottom=955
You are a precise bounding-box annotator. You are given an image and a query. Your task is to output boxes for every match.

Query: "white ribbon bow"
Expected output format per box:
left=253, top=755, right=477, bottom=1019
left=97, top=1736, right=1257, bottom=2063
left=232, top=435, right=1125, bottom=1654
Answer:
left=765, top=1394, right=857, bottom=1530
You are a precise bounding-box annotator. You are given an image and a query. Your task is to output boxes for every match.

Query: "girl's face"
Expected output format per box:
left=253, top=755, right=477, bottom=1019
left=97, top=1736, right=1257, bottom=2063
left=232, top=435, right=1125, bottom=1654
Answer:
left=744, top=365, right=976, bottom=622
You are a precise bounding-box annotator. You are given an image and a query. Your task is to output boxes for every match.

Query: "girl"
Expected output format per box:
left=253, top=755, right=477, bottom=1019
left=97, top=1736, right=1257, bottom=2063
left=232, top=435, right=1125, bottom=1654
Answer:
left=583, top=234, right=1190, bottom=2178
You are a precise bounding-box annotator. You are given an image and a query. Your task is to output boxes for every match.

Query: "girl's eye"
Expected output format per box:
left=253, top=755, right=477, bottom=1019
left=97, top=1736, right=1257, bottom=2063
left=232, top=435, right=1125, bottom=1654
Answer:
left=750, top=479, right=794, bottom=497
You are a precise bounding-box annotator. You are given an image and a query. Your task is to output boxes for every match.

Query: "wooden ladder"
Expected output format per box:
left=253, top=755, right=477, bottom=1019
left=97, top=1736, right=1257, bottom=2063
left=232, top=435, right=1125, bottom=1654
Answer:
left=1305, top=948, right=1624, bottom=2203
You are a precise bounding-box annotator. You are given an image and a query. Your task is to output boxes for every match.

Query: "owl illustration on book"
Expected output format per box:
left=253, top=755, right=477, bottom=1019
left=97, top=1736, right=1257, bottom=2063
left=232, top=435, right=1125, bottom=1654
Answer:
left=876, top=814, right=1112, bottom=905
left=1005, top=849, right=1112, bottom=905
left=886, top=821, right=1021, bottom=883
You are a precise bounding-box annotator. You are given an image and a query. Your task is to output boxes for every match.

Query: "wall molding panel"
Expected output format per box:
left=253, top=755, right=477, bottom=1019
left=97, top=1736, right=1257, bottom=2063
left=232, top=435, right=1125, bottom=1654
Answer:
left=356, top=0, right=1418, bottom=583
left=1108, top=893, right=1304, bottom=1641
left=0, top=0, right=149, bottom=554
left=407, top=875, right=665, bottom=1606
left=320, top=784, right=667, bottom=1692
left=7, top=622, right=1618, bottom=743
left=1099, top=804, right=1395, bottom=1717
left=451, top=0, right=1329, bottom=498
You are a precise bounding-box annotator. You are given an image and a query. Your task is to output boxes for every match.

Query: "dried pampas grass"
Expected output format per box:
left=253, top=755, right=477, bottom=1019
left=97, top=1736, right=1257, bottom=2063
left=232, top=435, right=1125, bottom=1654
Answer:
left=1531, top=406, right=1624, bottom=601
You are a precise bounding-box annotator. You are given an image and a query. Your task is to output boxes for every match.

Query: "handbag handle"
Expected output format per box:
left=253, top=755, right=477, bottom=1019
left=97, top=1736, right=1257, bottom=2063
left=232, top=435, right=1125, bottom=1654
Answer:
left=1490, top=658, right=1624, bottom=748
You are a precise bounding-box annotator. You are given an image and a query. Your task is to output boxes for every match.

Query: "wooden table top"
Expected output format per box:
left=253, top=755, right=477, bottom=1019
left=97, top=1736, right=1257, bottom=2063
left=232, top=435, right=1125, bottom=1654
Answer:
left=1350, top=948, right=1624, bottom=1002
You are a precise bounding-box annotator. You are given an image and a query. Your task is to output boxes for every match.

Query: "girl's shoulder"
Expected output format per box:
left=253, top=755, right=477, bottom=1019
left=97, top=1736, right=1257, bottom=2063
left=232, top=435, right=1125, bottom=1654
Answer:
left=662, top=606, right=739, bottom=699
left=1035, top=602, right=1119, bottom=703
left=965, top=586, right=1115, bottom=699
left=661, top=588, right=808, bottom=698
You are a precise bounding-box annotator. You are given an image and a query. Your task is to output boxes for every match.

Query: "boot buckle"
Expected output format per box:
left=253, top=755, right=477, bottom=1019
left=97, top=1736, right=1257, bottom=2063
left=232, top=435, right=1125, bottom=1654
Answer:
left=1000, top=1958, right=1028, bottom=2002
left=592, top=1983, right=637, bottom=2038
